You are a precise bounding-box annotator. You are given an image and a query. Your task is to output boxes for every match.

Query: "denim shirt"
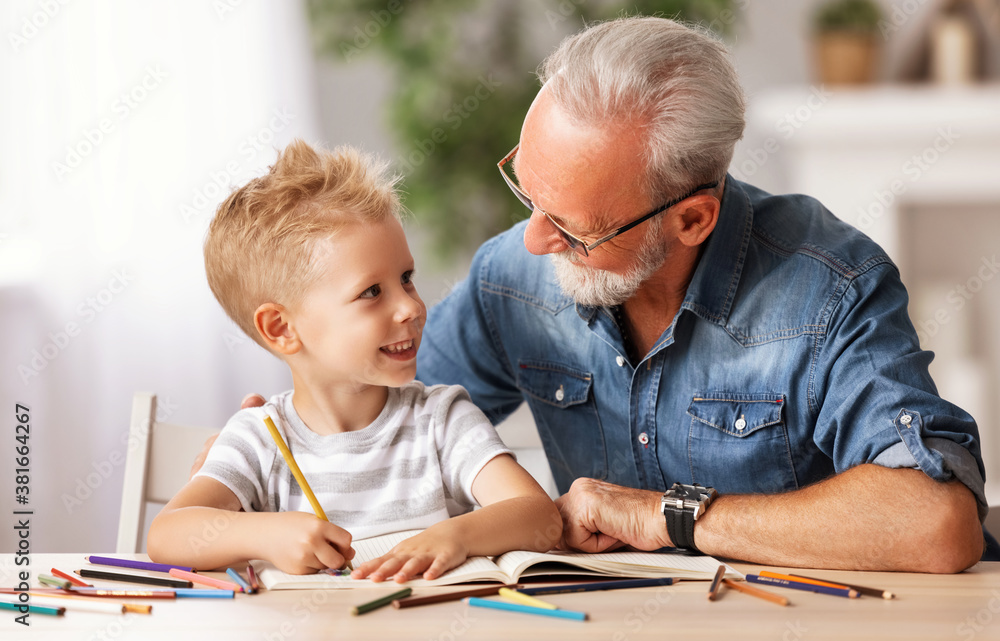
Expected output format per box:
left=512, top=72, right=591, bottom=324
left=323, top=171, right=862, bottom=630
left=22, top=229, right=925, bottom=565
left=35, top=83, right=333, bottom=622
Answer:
left=416, top=177, right=988, bottom=520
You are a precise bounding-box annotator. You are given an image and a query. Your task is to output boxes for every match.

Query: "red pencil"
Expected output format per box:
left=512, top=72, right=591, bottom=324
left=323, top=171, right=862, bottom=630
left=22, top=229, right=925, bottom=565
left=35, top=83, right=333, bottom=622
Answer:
left=246, top=564, right=260, bottom=592
left=51, top=568, right=91, bottom=588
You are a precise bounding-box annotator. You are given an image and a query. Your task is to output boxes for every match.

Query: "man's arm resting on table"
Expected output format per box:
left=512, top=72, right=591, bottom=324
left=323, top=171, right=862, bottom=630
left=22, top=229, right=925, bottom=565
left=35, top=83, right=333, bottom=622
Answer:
left=557, top=464, right=984, bottom=573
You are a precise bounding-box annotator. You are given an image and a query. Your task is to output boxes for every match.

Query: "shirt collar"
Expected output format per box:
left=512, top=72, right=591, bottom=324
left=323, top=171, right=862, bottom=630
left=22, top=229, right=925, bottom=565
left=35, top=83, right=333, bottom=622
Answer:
left=574, top=174, right=753, bottom=327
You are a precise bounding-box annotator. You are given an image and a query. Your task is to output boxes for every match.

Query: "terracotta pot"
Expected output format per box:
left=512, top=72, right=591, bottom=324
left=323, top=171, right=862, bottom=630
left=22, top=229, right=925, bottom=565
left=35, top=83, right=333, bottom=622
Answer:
left=814, top=32, right=880, bottom=85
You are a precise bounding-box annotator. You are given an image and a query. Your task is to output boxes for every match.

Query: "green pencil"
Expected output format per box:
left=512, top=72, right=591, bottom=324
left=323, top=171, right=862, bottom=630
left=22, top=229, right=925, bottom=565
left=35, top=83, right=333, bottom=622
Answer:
left=0, top=600, right=66, bottom=616
left=351, top=587, right=411, bottom=616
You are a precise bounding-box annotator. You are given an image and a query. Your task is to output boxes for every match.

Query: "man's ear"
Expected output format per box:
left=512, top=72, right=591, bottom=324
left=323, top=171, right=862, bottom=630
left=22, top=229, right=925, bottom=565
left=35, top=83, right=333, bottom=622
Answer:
left=671, top=194, right=721, bottom=248
left=254, top=303, right=301, bottom=355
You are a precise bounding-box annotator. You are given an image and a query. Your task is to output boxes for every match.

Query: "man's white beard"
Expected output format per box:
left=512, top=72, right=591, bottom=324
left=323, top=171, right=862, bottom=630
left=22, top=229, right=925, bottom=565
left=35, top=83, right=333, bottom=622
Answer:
left=550, top=223, right=667, bottom=307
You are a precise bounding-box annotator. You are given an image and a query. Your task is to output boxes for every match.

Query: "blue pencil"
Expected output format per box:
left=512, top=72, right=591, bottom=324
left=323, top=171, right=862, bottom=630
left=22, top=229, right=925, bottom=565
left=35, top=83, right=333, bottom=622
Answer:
left=173, top=589, right=236, bottom=599
left=464, top=597, right=588, bottom=621
left=747, top=574, right=859, bottom=598
left=226, top=568, right=255, bottom=594
left=518, top=577, right=675, bottom=596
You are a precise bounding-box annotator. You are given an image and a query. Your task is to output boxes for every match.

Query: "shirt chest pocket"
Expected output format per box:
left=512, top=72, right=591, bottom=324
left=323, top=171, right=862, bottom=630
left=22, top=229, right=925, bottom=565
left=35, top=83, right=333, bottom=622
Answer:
left=516, top=360, right=607, bottom=489
left=685, top=393, right=798, bottom=494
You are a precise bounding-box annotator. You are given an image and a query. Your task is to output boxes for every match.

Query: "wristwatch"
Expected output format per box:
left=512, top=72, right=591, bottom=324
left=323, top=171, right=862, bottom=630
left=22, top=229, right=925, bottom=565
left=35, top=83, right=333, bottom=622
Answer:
left=661, top=483, right=717, bottom=554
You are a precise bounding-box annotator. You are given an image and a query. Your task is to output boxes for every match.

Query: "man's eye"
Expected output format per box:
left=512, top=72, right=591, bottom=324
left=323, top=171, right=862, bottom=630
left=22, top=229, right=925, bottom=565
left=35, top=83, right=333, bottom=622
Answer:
left=360, top=284, right=381, bottom=299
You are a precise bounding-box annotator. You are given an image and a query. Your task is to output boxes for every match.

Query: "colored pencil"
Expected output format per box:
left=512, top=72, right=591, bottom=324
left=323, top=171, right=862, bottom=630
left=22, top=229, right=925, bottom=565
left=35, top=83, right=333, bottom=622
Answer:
left=173, top=589, right=235, bottom=598
left=263, top=414, right=354, bottom=572
left=0, top=587, right=174, bottom=599
left=393, top=584, right=519, bottom=609
left=352, top=587, right=412, bottom=615
left=25, top=593, right=147, bottom=615
left=498, top=587, right=558, bottom=610
left=38, top=573, right=73, bottom=590
left=721, top=579, right=789, bottom=606
left=518, top=577, right=675, bottom=596
left=51, top=567, right=91, bottom=587
left=748, top=574, right=858, bottom=598
left=707, top=565, right=726, bottom=601
left=169, top=568, right=242, bottom=591
left=77, top=568, right=192, bottom=589
left=465, top=597, right=588, bottom=621
left=0, top=600, right=65, bottom=616
left=35, top=591, right=153, bottom=614
left=85, top=555, right=194, bottom=574
left=788, top=572, right=895, bottom=600
left=227, top=568, right=254, bottom=594
left=246, top=564, right=260, bottom=592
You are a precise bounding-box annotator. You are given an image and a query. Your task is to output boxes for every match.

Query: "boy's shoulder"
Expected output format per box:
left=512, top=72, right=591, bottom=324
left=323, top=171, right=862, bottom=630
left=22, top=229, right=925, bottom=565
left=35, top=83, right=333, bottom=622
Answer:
left=221, top=390, right=295, bottom=437
left=396, top=380, right=486, bottom=428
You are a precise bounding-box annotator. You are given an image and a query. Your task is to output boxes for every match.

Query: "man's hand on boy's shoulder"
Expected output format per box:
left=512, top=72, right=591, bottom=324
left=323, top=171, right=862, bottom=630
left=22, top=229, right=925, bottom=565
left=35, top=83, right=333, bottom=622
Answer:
left=189, top=393, right=267, bottom=480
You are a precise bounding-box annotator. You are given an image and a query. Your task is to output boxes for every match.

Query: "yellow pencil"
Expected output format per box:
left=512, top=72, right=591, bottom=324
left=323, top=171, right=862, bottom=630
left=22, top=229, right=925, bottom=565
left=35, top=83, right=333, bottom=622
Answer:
left=263, top=415, right=354, bottom=571
left=498, top=587, right=559, bottom=610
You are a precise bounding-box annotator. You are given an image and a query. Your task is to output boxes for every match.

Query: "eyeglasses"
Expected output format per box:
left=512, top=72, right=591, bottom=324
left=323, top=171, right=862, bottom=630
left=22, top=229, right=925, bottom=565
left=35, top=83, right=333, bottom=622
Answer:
left=498, top=144, right=719, bottom=257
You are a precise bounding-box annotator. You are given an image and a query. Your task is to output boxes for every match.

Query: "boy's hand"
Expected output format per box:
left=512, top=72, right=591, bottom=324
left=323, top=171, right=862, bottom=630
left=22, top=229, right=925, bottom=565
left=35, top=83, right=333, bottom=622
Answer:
left=264, top=512, right=356, bottom=575
left=350, top=529, right=468, bottom=584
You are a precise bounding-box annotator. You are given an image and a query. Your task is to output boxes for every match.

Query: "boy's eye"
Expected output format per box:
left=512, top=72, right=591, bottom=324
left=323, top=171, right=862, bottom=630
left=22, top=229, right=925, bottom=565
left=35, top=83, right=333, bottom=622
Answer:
left=360, top=284, right=381, bottom=299
left=402, top=270, right=414, bottom=285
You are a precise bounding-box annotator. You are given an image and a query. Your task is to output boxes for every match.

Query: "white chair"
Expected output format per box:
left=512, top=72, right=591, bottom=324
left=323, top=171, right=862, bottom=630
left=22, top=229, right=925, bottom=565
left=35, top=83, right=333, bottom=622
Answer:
left=116, top=392, right=220, bottom=553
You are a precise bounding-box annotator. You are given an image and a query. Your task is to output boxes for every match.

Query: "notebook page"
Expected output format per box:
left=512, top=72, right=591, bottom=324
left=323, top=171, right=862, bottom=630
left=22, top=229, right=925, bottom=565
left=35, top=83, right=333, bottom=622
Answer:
left=495, top=549, right=742, bottom=580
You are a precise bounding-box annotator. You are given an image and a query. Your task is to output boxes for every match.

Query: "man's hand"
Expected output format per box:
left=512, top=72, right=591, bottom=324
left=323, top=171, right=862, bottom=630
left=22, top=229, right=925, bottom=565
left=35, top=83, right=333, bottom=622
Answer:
left=555, top=478, right=670, bottom=553
left=188, top=394, right=266, bottom=480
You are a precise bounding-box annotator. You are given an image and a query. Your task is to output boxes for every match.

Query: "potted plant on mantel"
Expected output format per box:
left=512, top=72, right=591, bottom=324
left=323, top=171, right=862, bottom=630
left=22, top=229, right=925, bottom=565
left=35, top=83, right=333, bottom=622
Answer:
left=813, top=0, right=884, bottom=85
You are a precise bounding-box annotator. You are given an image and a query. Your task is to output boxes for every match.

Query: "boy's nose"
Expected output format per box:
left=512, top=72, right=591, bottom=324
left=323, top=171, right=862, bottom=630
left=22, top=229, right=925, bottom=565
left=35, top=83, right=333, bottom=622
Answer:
left=394, top=291, right=425, bottom=324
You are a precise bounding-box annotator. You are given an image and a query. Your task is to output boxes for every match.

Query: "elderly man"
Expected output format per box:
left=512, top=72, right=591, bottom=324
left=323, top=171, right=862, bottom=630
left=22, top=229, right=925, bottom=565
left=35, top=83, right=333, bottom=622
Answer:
left=414, top=16, right=988, bottom=572
left=201, top=16, right=989, bottom=571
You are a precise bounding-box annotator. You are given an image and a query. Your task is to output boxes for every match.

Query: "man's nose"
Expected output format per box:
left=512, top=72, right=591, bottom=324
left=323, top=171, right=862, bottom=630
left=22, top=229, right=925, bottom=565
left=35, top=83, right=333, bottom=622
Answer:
left=523, top=211, right=567, bottom=255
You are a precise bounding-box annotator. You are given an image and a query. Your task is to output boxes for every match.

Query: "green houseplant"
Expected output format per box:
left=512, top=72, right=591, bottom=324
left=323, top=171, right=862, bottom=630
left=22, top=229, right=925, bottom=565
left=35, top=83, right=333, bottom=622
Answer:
left=307, top=1, right=741, bottom=259
left=813, top=0, right=884, bottom=84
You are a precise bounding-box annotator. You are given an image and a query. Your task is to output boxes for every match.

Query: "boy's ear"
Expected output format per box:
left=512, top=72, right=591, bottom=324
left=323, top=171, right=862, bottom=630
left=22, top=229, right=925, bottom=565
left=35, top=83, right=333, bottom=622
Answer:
left=254, top=303, right=301, bottom=355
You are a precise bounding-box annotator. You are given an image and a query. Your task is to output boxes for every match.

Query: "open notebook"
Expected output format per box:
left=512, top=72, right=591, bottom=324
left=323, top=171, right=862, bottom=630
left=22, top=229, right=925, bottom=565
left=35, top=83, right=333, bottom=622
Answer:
left=249, top=529, right=743, bottom=590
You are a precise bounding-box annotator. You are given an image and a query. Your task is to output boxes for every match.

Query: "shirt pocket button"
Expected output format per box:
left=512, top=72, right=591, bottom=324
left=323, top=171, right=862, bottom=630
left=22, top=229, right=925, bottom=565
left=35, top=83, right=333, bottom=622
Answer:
left=734, top=417, right=747, bottom=432
left=555, top=386, right=565, bottom=402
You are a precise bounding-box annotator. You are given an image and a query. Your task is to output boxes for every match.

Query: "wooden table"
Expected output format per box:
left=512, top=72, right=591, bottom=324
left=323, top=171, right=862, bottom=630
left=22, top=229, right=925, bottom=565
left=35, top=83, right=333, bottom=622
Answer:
left=2, top=555, right=999, bottom=640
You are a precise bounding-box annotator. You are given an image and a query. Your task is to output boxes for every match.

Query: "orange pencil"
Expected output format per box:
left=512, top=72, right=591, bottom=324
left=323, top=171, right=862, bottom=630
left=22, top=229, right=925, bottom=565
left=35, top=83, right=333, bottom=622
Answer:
left=721, top=579, right=789, bottom=606
left=168, top=569, right=243, bottom=592
left=760, top=571, right=849, bottom=591
left=51, top=568, right=91, bottom=588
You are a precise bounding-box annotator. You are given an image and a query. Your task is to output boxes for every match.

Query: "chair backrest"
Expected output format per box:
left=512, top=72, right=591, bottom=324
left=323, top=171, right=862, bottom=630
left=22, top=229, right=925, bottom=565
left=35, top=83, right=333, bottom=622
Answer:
left=117, top=392, right=220, bottom=553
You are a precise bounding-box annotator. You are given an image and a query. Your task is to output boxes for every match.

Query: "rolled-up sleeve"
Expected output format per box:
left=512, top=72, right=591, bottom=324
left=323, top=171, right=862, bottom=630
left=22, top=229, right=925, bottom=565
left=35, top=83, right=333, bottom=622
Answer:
left=812, top=261, right=988, bottom=520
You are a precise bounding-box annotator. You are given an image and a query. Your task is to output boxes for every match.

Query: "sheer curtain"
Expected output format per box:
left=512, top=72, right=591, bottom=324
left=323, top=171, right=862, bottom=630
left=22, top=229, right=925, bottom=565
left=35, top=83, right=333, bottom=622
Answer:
left=0, top=0, right=320, bottom=552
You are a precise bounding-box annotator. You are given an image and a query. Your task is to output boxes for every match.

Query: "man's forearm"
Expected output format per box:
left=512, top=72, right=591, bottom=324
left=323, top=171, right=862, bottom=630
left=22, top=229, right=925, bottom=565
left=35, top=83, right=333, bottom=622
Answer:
left=693, top=464, right=984, bottom=573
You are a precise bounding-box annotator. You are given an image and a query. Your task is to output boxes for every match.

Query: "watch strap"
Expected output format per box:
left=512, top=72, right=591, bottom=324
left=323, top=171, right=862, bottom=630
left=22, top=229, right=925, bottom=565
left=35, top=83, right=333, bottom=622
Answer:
left=663, top=496, right=702, bottom=554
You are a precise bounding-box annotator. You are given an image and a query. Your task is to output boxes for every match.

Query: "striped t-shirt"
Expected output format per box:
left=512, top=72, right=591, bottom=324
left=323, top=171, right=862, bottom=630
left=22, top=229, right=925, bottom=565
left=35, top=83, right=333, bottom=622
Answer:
left=196, top=381, right=513, bottom=540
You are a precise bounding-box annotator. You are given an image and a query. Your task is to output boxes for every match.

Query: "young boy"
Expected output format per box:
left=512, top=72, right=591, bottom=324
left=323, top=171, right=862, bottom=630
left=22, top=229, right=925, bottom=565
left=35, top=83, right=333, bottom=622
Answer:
left=148, top=140, right=561, bottom=583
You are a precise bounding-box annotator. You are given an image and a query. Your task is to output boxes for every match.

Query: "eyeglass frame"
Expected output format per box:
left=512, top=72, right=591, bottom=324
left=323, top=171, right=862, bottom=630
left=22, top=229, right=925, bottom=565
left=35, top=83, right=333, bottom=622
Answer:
left=498, top=144, right=719, bottom=257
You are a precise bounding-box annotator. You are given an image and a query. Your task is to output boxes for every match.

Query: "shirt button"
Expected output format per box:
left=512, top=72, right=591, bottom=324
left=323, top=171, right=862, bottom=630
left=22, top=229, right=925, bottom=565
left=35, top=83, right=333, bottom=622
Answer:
left=638, top=432, right=649, bottom=445
left=616, top=355, right=625, bottom=367
left=734, top=417, right=747, bottom=431
left=900, top=414, right=912, bottom=426
left=555, top=386, right=565, bottom=402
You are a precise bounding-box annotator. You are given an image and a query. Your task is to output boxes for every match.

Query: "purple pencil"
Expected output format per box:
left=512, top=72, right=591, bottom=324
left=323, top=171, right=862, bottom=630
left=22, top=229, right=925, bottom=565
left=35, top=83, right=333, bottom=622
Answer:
left=85, top=555, right=195, bottom=574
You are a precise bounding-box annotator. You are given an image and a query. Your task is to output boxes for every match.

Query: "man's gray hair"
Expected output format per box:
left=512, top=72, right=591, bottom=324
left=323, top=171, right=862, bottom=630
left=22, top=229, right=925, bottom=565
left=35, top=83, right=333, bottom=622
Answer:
left=539, top=16, right=746, bottom=203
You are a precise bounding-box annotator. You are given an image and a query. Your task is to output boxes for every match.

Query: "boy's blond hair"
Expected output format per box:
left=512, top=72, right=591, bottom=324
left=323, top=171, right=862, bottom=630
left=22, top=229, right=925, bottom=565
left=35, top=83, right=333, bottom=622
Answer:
left=204, top=139, right=402, bottom=349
